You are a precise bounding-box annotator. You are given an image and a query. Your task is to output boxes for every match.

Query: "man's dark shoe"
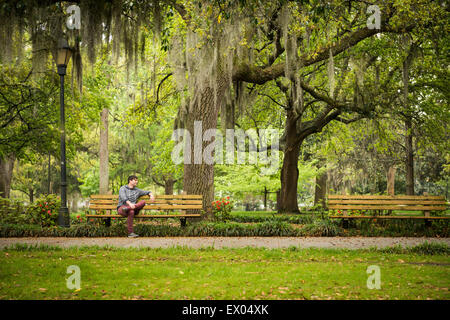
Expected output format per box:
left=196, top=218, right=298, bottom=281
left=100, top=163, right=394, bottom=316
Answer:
left=128, top=233, right=139, bottom=238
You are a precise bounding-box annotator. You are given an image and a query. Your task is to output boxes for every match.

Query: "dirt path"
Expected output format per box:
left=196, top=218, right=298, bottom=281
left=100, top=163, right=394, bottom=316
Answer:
left=0, top=236, right=449, bottom=250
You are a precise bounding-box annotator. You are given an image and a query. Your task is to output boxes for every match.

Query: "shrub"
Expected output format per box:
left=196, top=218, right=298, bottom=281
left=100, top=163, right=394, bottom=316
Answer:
left=409, top=242, right=450, bottom=255
left=230, top=212, right=314, bottom=224
left=26, top=194, right=61, bottom=227
left=212, top=196, right=233, bottom=222
left=71, top=212, right=88, bottom=225
left=300, top=219, right=343, bottom=237
left=0, top=197, right=28, bottom=224
left=0, top=216, right=446, bottom=238
left=328, top=209, right=342, bottom=217
left=256, top=220, right=296, bottom=236
left=372, top=242, right=450, bottom=255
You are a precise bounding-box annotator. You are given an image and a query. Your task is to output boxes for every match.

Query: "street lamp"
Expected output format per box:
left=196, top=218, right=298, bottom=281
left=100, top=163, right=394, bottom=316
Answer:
left=55, top=38, right=72, bottom=228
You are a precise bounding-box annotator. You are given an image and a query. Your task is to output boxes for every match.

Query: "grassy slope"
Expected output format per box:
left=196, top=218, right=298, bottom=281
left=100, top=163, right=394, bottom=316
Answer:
left=0, top=245, right=449, bottom=300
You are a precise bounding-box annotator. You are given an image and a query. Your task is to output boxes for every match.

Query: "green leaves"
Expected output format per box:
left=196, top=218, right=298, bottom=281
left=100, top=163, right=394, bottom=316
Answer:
left=0, top=64, right=59, bottom=159
left=26, top=194, right=61, bottom=227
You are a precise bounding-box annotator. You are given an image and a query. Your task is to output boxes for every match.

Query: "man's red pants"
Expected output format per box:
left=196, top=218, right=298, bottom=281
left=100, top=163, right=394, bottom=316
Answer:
left=117, top=200, right=146, bottom=233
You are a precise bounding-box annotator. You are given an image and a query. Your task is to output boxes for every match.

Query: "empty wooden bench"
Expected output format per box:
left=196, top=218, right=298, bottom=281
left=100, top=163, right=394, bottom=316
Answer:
left=327, top=195, right=449, bottom=228
left=86, top=194, right=203, bottom=227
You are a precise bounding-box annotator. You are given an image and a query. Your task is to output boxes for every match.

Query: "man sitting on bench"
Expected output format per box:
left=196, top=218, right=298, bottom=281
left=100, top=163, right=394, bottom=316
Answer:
left=117, top=175, right=155, bottom=238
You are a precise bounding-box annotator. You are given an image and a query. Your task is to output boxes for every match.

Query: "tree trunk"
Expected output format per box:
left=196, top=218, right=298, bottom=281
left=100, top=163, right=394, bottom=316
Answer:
left=278, top=111, right=301, bottom=214
left=183, top=77, right=228, bottom=215
left=263, top=186, right=267, bottom=210
left=165, top=179, right=175, bottom=195
left=47, top=152, right=51, bottom=194
left=387, top=165, right=396, bottom=196
left=314, top=169, right=328, bottom=209
left=0, top=154, right=15, bottom=198
left=405, top=118, right=414, bottom=195
left=403, top=57, right=414, bottom=196
left=99, top=108, right=109, bottom=194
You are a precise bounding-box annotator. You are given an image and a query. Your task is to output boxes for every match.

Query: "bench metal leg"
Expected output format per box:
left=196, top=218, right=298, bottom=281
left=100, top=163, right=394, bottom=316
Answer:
left=424, top=211, right=431, bottom=228
left=342, top=219, right=349, bottom=229
left=105, top=217, right=111, bottom=227
left=180, top=217, right=187, bottom=227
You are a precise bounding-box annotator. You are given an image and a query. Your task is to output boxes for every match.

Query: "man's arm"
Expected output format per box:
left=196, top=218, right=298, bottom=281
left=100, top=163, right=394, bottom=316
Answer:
left=137, top=188, right=155, bottom=202
left=136, top=188, right=152, bottom=197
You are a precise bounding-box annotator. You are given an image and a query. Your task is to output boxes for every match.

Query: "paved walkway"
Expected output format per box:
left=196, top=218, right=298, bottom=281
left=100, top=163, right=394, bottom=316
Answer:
left=0, top=237, right=449, bottom=250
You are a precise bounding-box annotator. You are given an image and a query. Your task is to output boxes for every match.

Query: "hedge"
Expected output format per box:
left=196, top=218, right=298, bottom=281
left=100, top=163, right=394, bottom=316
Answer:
left=0, top=220, right=341, bottom=237
left=1, top=217, right=447, bottom=237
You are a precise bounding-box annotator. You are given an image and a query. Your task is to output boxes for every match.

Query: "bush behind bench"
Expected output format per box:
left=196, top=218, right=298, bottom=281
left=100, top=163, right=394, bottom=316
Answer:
left=0, top=220, right=340, bottom=237
left=1, top=217, right=448, bottom=237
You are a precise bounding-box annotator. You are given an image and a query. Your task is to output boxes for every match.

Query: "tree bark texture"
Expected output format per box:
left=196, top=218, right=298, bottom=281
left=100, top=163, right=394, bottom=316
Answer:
left=403, top=57, right=414, bottom=196
left=278, top=110, right=301, bottom=214
left=314, top=169, right=328, bottom=209
left=0, top=154, right=15, bottom=198
left=183, top=76, right=229, bottom=215
left=99, top=108, right=109, bottom=194
left=405, top=118, right=414, bottom=195
left=165, top=179, right=175, bottom=195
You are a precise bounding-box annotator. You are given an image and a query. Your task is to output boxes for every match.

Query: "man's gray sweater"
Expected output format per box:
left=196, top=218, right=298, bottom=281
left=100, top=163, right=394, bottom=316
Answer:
left=117, top=185, right=151, bottom=209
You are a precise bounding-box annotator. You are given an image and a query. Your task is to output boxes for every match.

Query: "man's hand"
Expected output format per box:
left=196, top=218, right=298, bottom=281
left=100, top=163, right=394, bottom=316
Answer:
left=130, top=203, right=136, bottom=209
left=149, top=193, right=155, bottom=202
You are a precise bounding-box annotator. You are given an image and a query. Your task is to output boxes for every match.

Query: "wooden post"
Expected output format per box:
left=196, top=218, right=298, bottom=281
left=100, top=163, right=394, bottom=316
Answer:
left=387, top=165, right=396, bottom=196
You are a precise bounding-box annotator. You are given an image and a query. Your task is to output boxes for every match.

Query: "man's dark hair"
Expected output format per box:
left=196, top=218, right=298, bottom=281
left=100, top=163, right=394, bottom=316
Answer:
left=128, top=175, right=138, bottom=183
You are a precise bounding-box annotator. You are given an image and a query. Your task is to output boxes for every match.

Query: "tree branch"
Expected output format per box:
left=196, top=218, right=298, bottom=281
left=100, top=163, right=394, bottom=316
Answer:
left=233, top=24, right=415, bottom=85
left=156, top=72, right=173, bottom=104
left=258, top=92, right=287, bottom=109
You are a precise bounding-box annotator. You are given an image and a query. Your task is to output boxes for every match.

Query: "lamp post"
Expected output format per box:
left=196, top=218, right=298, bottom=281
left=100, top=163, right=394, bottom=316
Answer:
left=55, top=38, right=72, bottom=228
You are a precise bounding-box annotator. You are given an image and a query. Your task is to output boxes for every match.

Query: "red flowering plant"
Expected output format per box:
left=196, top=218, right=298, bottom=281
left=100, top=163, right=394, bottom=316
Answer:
left=211, top=196, right=232, bottom=222
left=328, top=209, right=367, bottom=217
left=328, top=209, right=343, bottom=217
left=26, top=194, right=61, bottom=227
left=71, top=214, right=86, bottom=225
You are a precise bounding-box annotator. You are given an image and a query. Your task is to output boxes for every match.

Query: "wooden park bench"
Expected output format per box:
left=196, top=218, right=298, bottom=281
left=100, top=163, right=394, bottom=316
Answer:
left=327, top=195, right=449, bottom=228
left=86, top=194, right=203, bottom=227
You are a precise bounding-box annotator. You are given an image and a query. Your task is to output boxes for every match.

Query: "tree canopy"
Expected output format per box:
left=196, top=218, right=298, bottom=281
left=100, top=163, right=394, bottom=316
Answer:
left=0, top=0, right=448, bottom=213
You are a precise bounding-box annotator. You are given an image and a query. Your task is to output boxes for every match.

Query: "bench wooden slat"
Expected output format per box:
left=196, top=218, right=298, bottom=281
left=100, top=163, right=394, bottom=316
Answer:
left=89, top=200, right=203, bottom=205
left=86, top=214, right=202, bottom=218
left=90, top=194, right=202, bottom=200
left=328, top=200, right=446, bottom=205
left=327, top=194, right=448, bottom=228
left=89, top=205, right=203, bottom=210
left=329, top=216, right=450, bottom=219
left=87, top=194, right=204, bottom=228
left=327, top=195, right=445, bottom=200
left=328, top=205, right=446, bottom=211
left=154, top=195, right=202, bottom=199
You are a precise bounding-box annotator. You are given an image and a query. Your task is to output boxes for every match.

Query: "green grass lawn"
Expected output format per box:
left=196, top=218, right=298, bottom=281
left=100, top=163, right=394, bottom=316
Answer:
left=1, top=245, right=449, bottom=300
